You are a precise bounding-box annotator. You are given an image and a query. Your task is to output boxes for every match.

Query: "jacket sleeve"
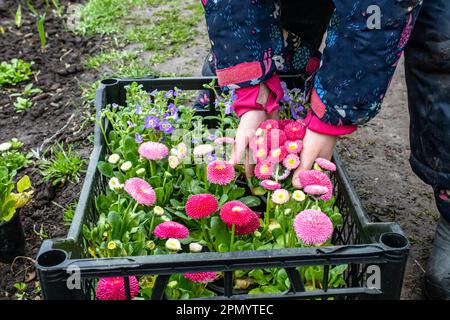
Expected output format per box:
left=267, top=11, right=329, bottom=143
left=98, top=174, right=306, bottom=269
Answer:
left=310, top=0, right=423, bottom=128
left=202, top=0, right=321, bottom=117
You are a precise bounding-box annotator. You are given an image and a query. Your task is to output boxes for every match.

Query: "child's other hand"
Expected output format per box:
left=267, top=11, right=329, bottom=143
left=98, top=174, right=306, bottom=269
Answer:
left=292, top=129, right=337, bottom=188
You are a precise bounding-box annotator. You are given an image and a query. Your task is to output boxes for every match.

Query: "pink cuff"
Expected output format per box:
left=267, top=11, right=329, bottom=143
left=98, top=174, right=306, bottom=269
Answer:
left=305, top=110, right=357, bottom=136
left=233, top=74, right=283, bottom=117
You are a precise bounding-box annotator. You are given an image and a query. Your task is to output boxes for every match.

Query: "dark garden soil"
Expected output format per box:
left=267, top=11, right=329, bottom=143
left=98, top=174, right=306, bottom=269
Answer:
left=0, top=0, right=104, bottom=299
left=0, top=0, right=436, bottom=300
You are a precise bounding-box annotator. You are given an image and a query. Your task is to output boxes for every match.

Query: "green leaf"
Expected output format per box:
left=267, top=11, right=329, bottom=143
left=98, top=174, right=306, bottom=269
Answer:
left=228, top=187, right=245, bottom=200
left=154, top=187, right=164, bottom=204
left=16, top=175, right=31, bottom=193
left=15, top=4, right=22, bottom=28
left=211, top=216, right=230, bottom=246
left=218, top=194, right=228, bottom=207
left=107, top=211, right=121, bottom=239
left=97, top=161, right=114, bottom=177
left=239, top=196, right=261, bottom=208
left=330, top=213, right=343, bottom=226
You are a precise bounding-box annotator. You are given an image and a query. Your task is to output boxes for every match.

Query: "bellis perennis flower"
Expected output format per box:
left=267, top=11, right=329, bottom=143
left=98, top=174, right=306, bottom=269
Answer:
left=298, top=170, right=333, bottom=201
left=271, top=189, right=290, bottom=204
left=207, top=160, right=235, bottom=185
left=138, top=141, right=169, bottom=160
left=294, top=209, right=333, bottom=245
left=96, top=277, right=140, bottom=300
left=154, top=221, right=189, bottom=239
left=185, top=194, right=218, bottom=219
left=219, top=201, right=254, bottom=226
left=124, top=178, right=156, bottom=206
left=184, top=272, right=217, bottom=283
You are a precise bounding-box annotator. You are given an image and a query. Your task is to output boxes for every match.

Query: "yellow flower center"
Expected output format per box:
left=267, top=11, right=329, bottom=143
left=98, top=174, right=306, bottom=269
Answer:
left=261, top=165, right=269, bottom=174
left=288, top=159, right=295, bottom=165
left=257, top=149, right=266, bottom=157
left=215, top=165, right=224, bottom=170
left=232, top=206, right=243, bottom=212
left=289, top=144, right=297, bottom=151
left=272, top=149, right=281, bottom=157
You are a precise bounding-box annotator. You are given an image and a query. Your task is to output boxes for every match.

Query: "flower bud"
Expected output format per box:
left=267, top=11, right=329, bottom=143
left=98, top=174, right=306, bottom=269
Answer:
left=153, top=206, right=164, bottom=216
left=189, top=243, right=203, bottom=253
left=108, top=153, right=120, bottom=164
left=120, top=161, right=132, bottom=171
left=136, top=168, right=146, bottom=176
left=165, top=238, right=181, bottom=251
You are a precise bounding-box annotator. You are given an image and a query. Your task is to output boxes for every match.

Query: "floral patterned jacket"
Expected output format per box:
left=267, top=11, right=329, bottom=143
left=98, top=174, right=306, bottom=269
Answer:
left=202, top=0, right=423, bottom=132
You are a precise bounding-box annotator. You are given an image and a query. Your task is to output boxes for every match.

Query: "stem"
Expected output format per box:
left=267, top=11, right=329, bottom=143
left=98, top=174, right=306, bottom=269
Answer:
left=201, top=219, right=213, bottom=252
left=265, top=191, right=271, bottom=227
left=204, top=162, right=208, bottom=192
left=150, top=161, right=155, bottom=177
left=230, top=224, right=235, bottom=251
left=149, top=215, right=156, bottom=235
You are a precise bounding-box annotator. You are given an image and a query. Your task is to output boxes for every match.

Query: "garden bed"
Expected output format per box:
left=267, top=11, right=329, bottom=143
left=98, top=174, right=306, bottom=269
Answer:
left=36, top=77, right=409, bottom=300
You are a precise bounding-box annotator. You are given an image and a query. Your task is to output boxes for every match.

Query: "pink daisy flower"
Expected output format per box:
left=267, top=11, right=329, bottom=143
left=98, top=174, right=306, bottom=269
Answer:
left=267, top=128, right=287, bottom=149
left=258, top=119, right=279, bottom=131
left=193, top=144, right=214, bottom=157
left=124, top=178, right=156, bottom=206
left=284, top=121, right=306, bottom=141
left=315, top=158, right=336, bottom=172
left=278, top=119, right=295, bottom=130
left=304, top=185, right=329, bottom=196
left=294, top=209, right=333, bottom=245
left=298, top=170, right=333, bottom=201
left=252, top=146, right=268, bottom=163
left=260, top=179, right=281, bottom=190
left=153, top=221, right=189, bottom=239
left=283, top=154, right=300, bottom=170
left=226, top=211, right=261, bottom=235
left=269, top=146, right=287, bottom=163
left=249, top=135, right=269, bottom=152
left=214, top=137, right=235, bottom=145
left=207, top=160, right=235, bottom=185
left=254, top=161, right=274, bottom=180
left=284, top=140, right=303, bottom=154
left=96, top=277, right=139, bottom=300
left=185, top=194, right=218, bottom=219
left=271, top=189, right=290, bottom=204
left=184, top=272, right=217, bottom=283
left=219, top=201, right=254, bottom=226
left=138, top=142, right=169, bottom=160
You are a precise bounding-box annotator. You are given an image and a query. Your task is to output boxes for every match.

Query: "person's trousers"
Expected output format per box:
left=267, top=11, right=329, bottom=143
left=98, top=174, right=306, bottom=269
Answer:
left=404, top=0, right=450, bottom=222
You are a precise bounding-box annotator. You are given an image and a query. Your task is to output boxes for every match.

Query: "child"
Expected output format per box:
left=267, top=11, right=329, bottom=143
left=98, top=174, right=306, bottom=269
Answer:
left=200, top=0, right=450, bottom=299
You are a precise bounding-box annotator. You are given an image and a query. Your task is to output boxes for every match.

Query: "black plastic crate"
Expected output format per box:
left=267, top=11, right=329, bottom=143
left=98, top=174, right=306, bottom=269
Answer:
left=36, top=76, right=409, bottom=300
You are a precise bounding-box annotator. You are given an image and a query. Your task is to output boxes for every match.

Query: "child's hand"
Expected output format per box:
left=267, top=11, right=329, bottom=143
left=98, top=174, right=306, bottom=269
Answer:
left=231, top=110, right=267, bottom=178
left=292, top=129, right=337, bottom=188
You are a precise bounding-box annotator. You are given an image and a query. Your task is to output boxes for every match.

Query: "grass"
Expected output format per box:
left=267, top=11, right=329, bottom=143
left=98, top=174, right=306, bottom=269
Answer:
left=13, top=97, right=33, bottom=113
left=38, top=144, right=87, bottom=186
left=72, top=0, right=204, bottom=103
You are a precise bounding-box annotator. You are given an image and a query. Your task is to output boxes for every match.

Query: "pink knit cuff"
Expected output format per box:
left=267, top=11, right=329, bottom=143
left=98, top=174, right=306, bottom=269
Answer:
left=305, top=111, right=357, bottom=136
left=233, top=73, right=283, bottom=117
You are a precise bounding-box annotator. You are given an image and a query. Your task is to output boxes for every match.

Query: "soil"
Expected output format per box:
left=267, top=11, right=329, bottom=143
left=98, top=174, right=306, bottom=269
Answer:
left=0, top=0, right=102, bottom=299
left=0, top=0, right=436, bottom=300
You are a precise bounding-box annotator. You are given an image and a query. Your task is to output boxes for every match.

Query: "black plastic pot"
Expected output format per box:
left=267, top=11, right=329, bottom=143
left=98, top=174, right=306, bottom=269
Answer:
left=0, top=212, right=25, bottom=263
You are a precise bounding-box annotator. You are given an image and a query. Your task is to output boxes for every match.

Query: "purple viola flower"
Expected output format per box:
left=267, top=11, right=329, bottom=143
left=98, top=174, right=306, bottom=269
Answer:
left=192, top=137, right=201, bottom=145
left=214, top=99, right=220, bottom=108
left=167, top=103, right=178, bottom=114
left=165, top=90, right=174, bottom=99
left=135, top=133, right=143, bottom=143
left=224, top=102, right=233, bottom=115
left=206, top=133, right=217, bottom=141
left=112, top=103, right=119, bottom=109
left=150, top=89, right=158, bottom=96
left=230, top=89, right=237, bottom=102
left=135, top=105, right=142, bottom=115
left=205, top=153, right=217, bottom=164
left=144, top=115, right=159, bottom=129
left=159, top=120, right=174, bottom=134
left=127, top=121, right=136, bottom=128
left=291, top=105, right=301, bottom=120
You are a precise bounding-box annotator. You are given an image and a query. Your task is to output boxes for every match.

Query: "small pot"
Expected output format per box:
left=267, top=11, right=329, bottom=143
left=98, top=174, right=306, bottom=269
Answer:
left=0, top=212, right=25, bottom=263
